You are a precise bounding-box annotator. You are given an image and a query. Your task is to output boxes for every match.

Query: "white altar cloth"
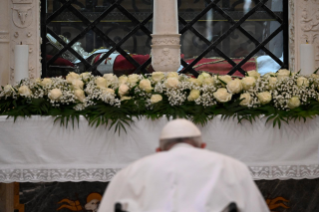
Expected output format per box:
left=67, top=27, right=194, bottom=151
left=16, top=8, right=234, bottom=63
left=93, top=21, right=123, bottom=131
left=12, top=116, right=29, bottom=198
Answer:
left=0, top=115, right=318, bottom=182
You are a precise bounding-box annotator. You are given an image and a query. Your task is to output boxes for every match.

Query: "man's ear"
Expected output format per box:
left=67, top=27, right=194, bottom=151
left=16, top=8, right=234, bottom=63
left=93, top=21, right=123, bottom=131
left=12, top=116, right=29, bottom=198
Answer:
left=156, top=147, right=162, bottom=152
left=200, top=143, right=206, bottom=149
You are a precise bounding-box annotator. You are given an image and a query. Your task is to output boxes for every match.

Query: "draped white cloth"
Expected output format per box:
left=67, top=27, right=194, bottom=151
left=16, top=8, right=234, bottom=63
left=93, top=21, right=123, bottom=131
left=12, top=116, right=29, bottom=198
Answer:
left=98, top=143, right=270, bottom=212
left=0, top=115, right=318, bottom=182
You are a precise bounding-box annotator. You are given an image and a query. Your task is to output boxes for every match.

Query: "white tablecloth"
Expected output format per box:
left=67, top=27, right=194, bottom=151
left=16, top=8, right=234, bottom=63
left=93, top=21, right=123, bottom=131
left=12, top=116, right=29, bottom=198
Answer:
left=0, top=115, right=318, bottom=182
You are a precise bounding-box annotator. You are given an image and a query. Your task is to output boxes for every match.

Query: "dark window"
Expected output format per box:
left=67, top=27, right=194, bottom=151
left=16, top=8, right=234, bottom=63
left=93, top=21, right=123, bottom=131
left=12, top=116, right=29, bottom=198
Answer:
left=41, top=0, right=288, bottom=78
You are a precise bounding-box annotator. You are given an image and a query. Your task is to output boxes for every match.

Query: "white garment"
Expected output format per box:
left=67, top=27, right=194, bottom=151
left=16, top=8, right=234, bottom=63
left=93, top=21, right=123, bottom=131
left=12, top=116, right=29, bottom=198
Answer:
left=98, top=143, right=270, bottom=212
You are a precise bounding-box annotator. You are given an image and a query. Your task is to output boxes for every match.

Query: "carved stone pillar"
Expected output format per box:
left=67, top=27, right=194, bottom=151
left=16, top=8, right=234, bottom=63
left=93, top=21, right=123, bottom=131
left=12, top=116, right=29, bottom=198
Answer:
left=294, top=0, right=319, bottom=72
left=9, top=0, right=41, bottom=84
left=0, top=0, right=10, bottom=86
left=0, top=183, right=14, bottom=212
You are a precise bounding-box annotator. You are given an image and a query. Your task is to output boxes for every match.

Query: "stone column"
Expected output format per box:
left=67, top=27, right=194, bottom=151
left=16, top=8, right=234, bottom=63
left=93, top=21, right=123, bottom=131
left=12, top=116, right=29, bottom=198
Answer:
left=0, top=0, right=10, bottom=86
left=151, top=0, right=181, bottom=73
left=0, top=183, right=14, bottom=212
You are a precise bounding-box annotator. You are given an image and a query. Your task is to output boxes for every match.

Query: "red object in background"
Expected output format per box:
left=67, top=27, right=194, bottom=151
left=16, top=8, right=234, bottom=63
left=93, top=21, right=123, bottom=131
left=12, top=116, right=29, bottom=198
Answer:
left=46, top=55, right=75, bottom=67
left=184, top=58, right=257, bottom=77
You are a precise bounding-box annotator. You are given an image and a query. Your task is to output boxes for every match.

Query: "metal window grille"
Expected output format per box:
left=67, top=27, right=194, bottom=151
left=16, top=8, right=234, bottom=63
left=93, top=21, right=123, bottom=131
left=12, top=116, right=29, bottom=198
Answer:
left=41, top=0, right=289, bottom=78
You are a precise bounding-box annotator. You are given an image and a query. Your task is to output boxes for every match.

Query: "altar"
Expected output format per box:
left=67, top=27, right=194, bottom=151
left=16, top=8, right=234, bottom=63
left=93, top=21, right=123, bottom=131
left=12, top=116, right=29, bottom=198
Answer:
left=1, top=115, right=318, bottom=183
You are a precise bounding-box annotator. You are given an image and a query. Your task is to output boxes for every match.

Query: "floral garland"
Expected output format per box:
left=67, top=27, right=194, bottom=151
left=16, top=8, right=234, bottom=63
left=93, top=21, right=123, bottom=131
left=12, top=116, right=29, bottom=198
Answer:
left=1, top=69, right=319, bottom=132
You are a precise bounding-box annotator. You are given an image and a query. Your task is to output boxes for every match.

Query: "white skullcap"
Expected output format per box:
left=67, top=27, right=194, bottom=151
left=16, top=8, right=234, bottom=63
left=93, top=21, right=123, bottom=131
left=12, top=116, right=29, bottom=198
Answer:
left=160, top=119, right=201, bottom=140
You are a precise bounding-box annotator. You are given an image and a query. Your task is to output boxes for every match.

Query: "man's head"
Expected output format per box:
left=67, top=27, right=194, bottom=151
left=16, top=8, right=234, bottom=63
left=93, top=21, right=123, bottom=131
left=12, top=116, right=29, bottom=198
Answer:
left=157, top=119, right=206, bottom=152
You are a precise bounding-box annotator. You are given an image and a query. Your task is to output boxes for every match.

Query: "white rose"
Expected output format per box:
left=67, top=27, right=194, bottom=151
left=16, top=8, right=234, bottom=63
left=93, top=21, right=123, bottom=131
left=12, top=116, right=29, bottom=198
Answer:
left=41, top=78, right=52, bottom=87
left=72, top=79, right=84, bottom=90
left=248, top=70, right=260, bottom=79
left=80, top=72, right=91, bottom=81
left=197, top=72, right=211, bottom=82
left=165, top=77, right=180, bottom=89
left=167, top=72, right=179, bottom=78
left=66, top=72, right=80, bottom=83
left=95, top=77, right=108, bottom=89
left=152, top=72, right=165, bottom=82
left=118, top=75, right=128, bottom=84
left=139, top=79, right=153, bottom=92
left=257, top=92, right=272, bottom=105
left=187, top=89, right=200, bottom=101
left=218, top=75, right=232, bottom=84
left=239, top=93, right=252, bottom=106
left=311, top=74, right=319, bottom=79
left=150, top=94, right=163, bottom=104
left=128, top=74, right=140, bottom=86
left=189, top=78, right=202, bottom=86
left=268, top=77, right=278, bottom=89
left=118, top=84, right=129, bottom=96
left=288, top=96, right=300, bottom=109
left=277, top=69, right=291, bottom=81
left=4, top=85, right=13, bottom=95
left=296, top=77, right=309, bottom=87
left=48, top=88, right=62, bottom=100
left=213, top=88, right=232, bottom=103
left=227, top=79, right=243, bottom=94
left=18, top=85, right=32, bottom=97
left=103, top=73, right=117, bottom=82
left=202, top=77, right=215, bottom=86
left=121, top=96, right=132, bottom=101
left=241, top=77, right=256, bottom=90
left=74, top=89, right=86, bottom=102
left=102, top=88, right=115, bottom=95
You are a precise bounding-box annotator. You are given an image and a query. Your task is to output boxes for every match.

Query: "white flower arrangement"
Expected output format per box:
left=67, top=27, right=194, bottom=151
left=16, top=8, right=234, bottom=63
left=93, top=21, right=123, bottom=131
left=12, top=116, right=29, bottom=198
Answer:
left=2, top=69, right=319, bottom=131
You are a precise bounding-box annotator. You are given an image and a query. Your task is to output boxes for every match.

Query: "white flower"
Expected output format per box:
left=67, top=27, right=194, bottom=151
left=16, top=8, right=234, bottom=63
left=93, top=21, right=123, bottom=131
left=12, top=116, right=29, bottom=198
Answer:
left=288, top=96, right=300, bottom=109
left=268, top=77, right=278, bottom=89
left=150, top=94, right=163, bottom=104
left=165, top=77, right=180, bottom=89
left=241, top=77, right=256, bottom=90
left=121, top=96, right=132, bottom=101
left=128, top=74, right=140, bottom=86
left=247, top=70, right=260, bottom=79
left=227, top=79, right=243, bottom=94
left=277, top=69, right=290, bottom=81
left=118, top=84, right=129, bottom=96
left=167, top=72, right=179, bottom=78
left=239, top=93, right=252, bottom=106
left=95, top=77, right=108, bottom=89
left=218, top=75, right=232, bottom=84
left=296, top=77, right=309, bottom=87
left=197, top=72, right=211, bottom=82
left=189, top=78, right=202, bottom=86
left=102, top=88, right=115, bottom=95
left=311, top=74, right=319, bottom=79
left=4, top=85, right=14, bottom=95
left=257, top=92, right=272, bottom=105
left=48, top=88, right=62, bottom=100
left=74, top=89, right=86, bottom=102
left=213, top=88, right=232, bottom=103
left=152, top=72, right=165, bottom=82
left=118, top=75, right=128, bottom=84
left=18, top=85, right=32, bottom=97
left=80, top=72, right=91, bottom=81
left=103, top=73, right=117, bottom=82
left=139, top=79, right=153, bottom=92
left=263, top=72, right=276, bottom=78
left=187, top=90, right=200, bottom=101
left=202, top=77, right=215, bottom=86
left=72, top=79, right=84, bottom=90
left=66, top=72, right=80, bottom=83
left=41, top=78, right=52, bottom=87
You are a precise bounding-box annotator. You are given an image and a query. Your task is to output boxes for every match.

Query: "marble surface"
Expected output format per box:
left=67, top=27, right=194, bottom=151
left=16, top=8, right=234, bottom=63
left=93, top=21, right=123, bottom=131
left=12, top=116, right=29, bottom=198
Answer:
left=18, top=179, right=319, bottom=212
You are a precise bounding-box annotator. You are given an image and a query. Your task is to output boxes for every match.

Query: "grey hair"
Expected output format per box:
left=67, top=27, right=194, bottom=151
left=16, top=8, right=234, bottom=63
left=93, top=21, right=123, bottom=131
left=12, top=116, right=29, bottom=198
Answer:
left=159, top=136, right=203, bottom=150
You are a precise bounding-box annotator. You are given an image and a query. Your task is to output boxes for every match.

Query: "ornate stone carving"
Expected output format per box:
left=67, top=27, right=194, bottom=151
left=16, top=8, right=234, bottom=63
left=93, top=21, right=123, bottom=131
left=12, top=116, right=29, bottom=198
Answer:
left=12, top=5, right=33, bottom=28
left=0, top=32, right=9, bottom=43
left=151, top=34, right=181, bottom=72
left=289, top=0, right=295, bottom=71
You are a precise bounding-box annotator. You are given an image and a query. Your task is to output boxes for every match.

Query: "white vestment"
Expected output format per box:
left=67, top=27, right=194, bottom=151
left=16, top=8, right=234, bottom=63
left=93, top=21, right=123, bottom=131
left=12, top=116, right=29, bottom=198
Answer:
left=98, top=143, right=270, bottom=212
